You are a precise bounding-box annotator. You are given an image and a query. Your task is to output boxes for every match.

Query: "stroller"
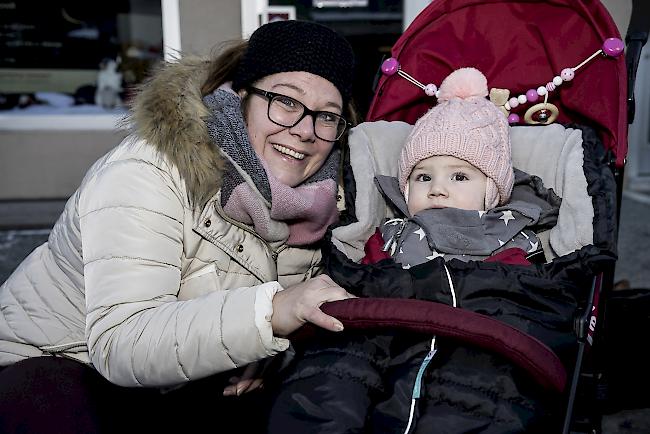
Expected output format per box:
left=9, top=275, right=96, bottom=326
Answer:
left=269, top=0, right=648, bottom=433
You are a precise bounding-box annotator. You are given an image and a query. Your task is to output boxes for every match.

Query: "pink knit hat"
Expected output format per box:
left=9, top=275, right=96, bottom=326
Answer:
left=398, top=67, right=514, bottom=210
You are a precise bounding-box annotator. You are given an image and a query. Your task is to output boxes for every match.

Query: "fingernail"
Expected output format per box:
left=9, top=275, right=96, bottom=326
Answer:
left=334, top=322, right=344, bottom=331
left=236, top=386, right=244, bottom=396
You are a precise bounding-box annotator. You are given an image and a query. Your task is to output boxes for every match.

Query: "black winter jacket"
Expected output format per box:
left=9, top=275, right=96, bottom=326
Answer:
left=267, top=126, right=617, bottom=434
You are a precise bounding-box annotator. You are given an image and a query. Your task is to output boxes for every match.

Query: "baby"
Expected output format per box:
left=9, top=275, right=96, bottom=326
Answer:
left=268, top=68, right=560, bottom=434
left=367, top=67, right=544, bottom=267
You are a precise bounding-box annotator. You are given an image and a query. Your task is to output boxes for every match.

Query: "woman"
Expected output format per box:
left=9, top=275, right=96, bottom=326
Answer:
left=0, top=20, right=356, bottom=433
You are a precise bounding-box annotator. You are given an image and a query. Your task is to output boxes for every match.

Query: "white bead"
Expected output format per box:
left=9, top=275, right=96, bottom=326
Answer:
left=517, top=94, right=527, bottom=104
left=508, top=97, right=519, bottom=108
left=424, top=83, right=437, bottom=96
left=504, top=102, right=511, bottom=111
left=536, top=86, right=547, bottom=96
left=553, top=76, right=563, bottom=86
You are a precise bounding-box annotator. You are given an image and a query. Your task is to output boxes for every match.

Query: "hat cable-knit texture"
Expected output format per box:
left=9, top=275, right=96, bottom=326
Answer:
left=232, top=20, right=355, bottom=103
left=398, top=67, right=514, bottom=209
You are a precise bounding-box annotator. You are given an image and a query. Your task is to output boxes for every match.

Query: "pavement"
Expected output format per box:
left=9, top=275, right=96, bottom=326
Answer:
left=614, top=190, right=650, bottom=289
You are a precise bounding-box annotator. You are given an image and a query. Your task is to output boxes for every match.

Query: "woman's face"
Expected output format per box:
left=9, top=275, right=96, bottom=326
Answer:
left=241, top=71, right=342, bottom=187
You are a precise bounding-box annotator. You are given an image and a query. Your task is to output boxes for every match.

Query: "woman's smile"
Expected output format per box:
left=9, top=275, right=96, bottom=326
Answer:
left=271, top=143, right=306, bottom=161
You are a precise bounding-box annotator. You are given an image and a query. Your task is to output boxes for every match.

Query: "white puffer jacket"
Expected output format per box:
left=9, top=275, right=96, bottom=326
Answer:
left=0, top=58, right=324, bottom=387
left=0, top=57, right=411, bottom=388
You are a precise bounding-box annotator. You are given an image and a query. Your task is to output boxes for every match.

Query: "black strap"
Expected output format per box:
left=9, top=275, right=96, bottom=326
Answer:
left=625, top=0, right=650, bottom=123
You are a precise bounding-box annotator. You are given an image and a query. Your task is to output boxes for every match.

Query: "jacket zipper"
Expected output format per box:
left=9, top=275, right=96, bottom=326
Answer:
left=382, top=218, right=407, bottom=256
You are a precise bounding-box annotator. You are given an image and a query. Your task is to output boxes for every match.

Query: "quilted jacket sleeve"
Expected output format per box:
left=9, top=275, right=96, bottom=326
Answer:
left=79, top=156, right=287, bottom=387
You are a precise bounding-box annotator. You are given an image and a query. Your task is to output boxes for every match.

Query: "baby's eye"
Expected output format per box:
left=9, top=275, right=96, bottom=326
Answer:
left=452, top=172, right=469, bottom=181
left=415, top=173, right=431, bottom=182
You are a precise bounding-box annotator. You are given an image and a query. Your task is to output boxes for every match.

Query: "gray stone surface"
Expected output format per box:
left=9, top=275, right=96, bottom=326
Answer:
left=614, top=191, right=650, bottom=289
left=0, top=229, right=49, bottom=282
left=602, top=408, right=650, bottom=434
left=0, top=199, right=67, bottom=230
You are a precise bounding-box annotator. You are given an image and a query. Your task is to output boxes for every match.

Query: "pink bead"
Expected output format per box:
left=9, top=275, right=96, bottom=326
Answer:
left=424, top=83, right=437, bottom=96
left=507, top=113, right=520, bottom=124
left=381, top=58, right=399, bottom=76
left=561, top=68, right=575, bottom=81
left=602, top=38, right=624, bottom=57
left=526, top=89, right=538, bottom=103
left=546, top=82, right=556, bottom=92
left=508, top=97, right=519, bottom=108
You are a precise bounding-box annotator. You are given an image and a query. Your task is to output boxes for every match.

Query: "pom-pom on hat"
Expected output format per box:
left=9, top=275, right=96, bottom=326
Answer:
left=398, top=67, right=514, bottom=210
left=232, top=20, right=355, bottom=104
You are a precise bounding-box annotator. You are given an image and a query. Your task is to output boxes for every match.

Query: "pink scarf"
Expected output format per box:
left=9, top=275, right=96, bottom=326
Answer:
left=204, top=89, right=339, bottom=246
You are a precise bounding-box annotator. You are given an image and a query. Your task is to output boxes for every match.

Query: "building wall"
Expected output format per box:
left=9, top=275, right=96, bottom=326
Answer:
left=0, top=130, right=128, bottom=199
left=179, top=0, right=242, bottom=56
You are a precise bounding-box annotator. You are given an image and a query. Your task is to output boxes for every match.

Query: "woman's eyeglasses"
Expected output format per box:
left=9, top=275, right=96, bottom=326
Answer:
left=248, top=87, right=349, bottom=142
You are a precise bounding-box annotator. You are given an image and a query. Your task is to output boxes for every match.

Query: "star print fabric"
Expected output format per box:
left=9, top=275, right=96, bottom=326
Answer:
left=380, top=205, right=543, bottom=268
left=374, top=169, right=559, bottom=268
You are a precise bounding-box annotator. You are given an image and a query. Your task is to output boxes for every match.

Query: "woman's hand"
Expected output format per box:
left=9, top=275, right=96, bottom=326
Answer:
left=271, top=274, right=355, bottom=337
left=223, top=361, right=265, bottom=396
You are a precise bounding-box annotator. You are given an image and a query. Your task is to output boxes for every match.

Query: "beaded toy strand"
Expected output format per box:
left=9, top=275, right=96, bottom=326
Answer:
left=380, top=38, right=625, bottom=125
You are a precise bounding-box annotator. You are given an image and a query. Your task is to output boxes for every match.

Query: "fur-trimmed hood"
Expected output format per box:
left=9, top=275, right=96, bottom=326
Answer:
left=126, top=56, right=224, bottom=208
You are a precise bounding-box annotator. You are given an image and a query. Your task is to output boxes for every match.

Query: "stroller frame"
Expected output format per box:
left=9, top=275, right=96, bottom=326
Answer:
left=362, top=0, right=649, bottom=432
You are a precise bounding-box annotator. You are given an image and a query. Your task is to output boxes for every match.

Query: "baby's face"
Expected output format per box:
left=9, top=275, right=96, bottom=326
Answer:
left=407, top=155, right=487, bottom=215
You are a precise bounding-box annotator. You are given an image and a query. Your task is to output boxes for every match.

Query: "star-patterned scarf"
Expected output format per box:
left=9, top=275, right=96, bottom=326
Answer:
left=375, top=175, right=546, bottom=268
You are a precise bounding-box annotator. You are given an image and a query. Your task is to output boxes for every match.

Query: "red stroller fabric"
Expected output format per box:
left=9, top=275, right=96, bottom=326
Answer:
left=367, top=0, right=627, bottom=166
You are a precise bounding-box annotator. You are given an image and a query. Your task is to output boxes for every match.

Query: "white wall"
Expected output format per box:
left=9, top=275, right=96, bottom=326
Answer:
left=403, top=0, right=431, bottom=31
left=178, top=0, right=241, bottom=56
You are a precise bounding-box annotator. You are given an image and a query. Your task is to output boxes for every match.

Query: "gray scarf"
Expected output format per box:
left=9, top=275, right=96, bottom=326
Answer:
left=202, top=89, right=340, bottom=245
left=375, top=172, right=557, bottom=267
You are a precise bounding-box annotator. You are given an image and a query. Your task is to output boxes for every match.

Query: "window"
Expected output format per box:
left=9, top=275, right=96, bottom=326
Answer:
left=0, top=1, right=163, bottom=121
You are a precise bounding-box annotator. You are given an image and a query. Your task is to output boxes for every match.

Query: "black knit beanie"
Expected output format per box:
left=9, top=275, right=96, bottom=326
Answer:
left=232, top=20, right=355, bottom=103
